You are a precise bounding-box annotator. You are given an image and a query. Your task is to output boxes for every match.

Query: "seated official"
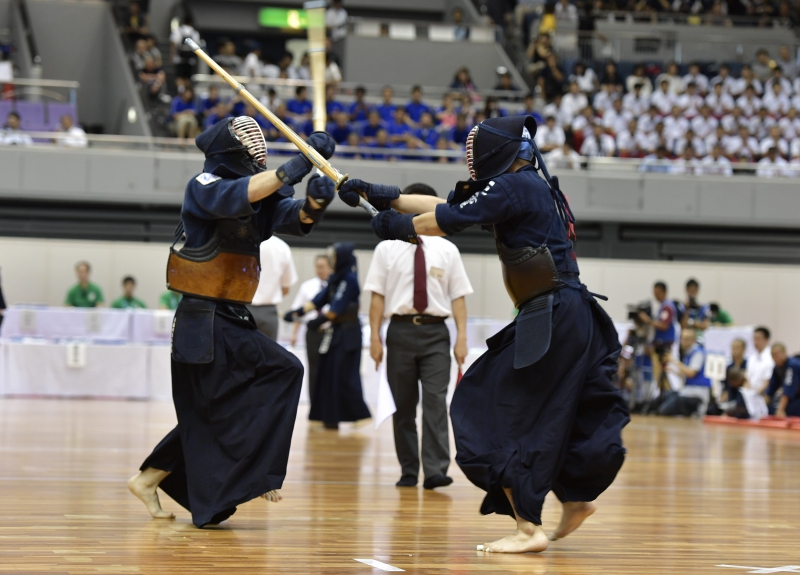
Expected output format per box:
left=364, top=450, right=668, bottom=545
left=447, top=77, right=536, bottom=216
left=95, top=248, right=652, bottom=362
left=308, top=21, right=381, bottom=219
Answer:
left=159, top=290, right=182, bottom=310
left=765, top=343, right=800, bottom=417
left=65, top=261, right=104, bottom=308
left=111, top=276, right=147, bottom=309
left=657, top=327, right=710, bottom=417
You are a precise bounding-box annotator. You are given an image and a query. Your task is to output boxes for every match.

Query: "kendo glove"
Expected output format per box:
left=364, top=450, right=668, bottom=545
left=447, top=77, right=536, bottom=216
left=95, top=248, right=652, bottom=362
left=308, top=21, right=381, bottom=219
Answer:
left=283, top=308, right=305, bottom=323
left=276, top=131, right=336, bottom=186
left=371, top=209, right=418, bottom=243
left=302, top=174, right=335, bottom=223
left=306, top=314, right=328, bottom=332
left=338, top=178, right=400, bottom=210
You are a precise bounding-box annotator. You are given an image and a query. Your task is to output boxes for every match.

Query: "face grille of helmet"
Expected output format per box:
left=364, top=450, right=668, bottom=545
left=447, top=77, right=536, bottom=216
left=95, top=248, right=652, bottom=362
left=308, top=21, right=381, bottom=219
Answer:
left=232, top=116, right=267, bottom=168
left=466, top=125, right=479, bottom=180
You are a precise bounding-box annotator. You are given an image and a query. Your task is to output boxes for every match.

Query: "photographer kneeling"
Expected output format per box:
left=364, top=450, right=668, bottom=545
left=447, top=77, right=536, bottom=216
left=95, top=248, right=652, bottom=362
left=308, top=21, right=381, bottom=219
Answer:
left=657, top=327, right=711, bottom=417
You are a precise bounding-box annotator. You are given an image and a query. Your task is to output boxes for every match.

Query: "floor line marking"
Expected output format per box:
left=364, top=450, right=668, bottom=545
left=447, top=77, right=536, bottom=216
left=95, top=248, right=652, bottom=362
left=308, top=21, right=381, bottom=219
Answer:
left=354, top=558, right=404, bottom=572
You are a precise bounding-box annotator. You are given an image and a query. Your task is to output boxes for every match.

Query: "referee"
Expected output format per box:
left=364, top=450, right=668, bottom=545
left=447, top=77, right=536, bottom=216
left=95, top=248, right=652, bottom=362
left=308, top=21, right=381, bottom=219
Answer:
left=249, top=235, right=297, bottom=340
left=364, top=183, right=473, bottom=489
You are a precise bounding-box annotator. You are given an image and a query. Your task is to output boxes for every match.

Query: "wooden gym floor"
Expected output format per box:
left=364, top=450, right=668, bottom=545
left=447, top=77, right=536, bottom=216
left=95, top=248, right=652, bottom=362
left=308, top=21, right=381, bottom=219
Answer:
left=0, top=398, right=798, bottom=574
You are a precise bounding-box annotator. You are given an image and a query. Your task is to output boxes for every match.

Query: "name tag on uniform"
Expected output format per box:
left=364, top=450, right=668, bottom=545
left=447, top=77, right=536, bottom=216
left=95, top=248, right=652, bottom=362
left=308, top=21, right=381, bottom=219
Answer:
left=196, top=173, right=221, bottom=186
left=429, top=266, right=445, bottom=280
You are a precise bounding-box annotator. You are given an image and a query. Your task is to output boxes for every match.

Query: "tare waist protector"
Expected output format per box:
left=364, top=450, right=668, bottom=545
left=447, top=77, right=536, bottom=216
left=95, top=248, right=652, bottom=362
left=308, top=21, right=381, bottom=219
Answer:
left=496, top=242, right=560, bottom=309
left=166, top=218, right=261, bottom=305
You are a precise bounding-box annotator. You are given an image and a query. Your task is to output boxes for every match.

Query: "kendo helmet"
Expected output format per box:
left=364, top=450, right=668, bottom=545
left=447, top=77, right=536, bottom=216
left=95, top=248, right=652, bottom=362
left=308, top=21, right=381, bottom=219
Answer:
left=195, top=116, right=268, bottom=178
left=465, top=115, right=538, bottom=181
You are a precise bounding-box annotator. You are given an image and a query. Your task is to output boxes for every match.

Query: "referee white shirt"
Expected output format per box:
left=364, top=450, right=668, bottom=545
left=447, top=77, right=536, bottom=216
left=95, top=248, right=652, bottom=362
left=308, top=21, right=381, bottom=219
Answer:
left=251, top=236, right=297, bottom=305
left=363, top=237, right=474, bottom=317
left=747, top=345, right=775, bottom=394
left=290, top=277, right=327, bottom=323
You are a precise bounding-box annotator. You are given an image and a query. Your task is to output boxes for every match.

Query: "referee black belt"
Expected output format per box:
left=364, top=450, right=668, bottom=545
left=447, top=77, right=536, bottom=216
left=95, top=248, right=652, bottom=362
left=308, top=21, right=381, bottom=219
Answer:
left=391, top=314, right=447, bottom=325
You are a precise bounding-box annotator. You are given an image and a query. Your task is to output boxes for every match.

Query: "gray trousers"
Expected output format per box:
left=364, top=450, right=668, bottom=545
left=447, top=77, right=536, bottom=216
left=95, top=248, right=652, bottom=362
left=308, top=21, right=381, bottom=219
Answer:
left=386, top=320, right=452, bottom=479
left=248, top=305, right=278, bottom=340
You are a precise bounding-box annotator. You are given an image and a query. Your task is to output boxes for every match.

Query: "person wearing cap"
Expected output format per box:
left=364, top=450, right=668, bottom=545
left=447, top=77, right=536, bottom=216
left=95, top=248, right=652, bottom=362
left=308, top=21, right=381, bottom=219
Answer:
left=337, top=115, right=629, bottom=554
left=128, top=118, right=337, bottom=528
left=363, top=182, right=473, bottom=490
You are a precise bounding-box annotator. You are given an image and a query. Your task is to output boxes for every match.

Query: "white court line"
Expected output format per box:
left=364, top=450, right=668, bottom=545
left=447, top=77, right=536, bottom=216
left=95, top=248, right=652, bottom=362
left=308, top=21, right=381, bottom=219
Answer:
left=717, top=565, right=800, bottom=573
left=354, top=558, right=404, bottom=572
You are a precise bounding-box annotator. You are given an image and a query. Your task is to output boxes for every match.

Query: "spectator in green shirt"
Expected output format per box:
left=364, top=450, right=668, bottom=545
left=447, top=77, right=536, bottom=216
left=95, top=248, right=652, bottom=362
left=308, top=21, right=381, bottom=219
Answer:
left=65, top=261, right=104, bottom=308
left=158, top=290, right=182, bottom=310
left=111, top=276, right=147, bottom=309
left=709, top=302, right=733, bottom=326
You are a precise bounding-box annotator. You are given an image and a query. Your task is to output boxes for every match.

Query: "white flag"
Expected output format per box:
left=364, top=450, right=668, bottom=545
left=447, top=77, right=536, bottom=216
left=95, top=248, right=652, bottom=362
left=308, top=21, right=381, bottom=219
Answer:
left=375, top=359, right=396, bottom=429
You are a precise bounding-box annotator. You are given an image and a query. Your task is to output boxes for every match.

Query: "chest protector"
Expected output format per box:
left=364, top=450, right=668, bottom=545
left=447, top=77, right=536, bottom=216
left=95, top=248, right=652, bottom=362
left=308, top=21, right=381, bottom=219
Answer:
left=166, top=218, right=261, bottom=305
left=496, top=240, right=560, bottom=309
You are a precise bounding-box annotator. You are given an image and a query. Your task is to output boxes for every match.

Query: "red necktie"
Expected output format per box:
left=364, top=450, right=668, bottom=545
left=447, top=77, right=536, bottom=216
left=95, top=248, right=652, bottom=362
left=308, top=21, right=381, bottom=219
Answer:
left=413, top=238, right=428, bottom=314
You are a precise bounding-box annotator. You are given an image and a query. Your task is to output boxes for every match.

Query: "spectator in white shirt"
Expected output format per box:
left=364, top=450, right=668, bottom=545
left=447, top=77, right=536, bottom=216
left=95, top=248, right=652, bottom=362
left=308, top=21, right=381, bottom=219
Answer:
left=542, top=93, right=572, bottom=128
left=55, top=114, right=88, bottom=148
left=545, top=141, right=583, bottom=169
left=664, top=105, right=690, bottom=142
left=705, top=125, right=726, bottom=151
left=249, top=236, right=298, bottom=340
left=700, top=144, right=733, bottom=176
left=672, top=146, right=701, bottom=175
left=682, top=63, right=709, bottom=95
left=724, top=125, right=761, bottom=160
left=602, top=98, right=632, bottom=135
left=326, top=0, right=348, bottom=42
left=730, top=65, right=763, bottom=97
left=778, top=107, right=800, bottom=140
left=656, top=62, right=685, bottom=95
left=651, top=79, right=676, bottom=116
left=673, top=128, right=706, bottom=157
left=1, top=112, right=33, bottom=146
left=763, top=82, right=791, bottom=116
left=625, top=63, right=653, bottom=97
left=765, top=67, right=794, bottom=98
left=560, top=81, right=589, bottom=124
left=169, top=15, right=201, bottom=88
left=622, top=82, right=649, bottom=117
left=676, top=82, right=703, bottom=118
left=534, top=115, right=566, bottom=152
left=710, top=64, right=736, bottom=95
left=747, top=326, right=775, bottom=394
left=615, top=118, right=640, bottom=157
left=592, top=83, right=617, bottom=115
left=760, top=125, right=790, bottom=158
left=705, top=82, right=735, bottom=117
left=364, top=183, right=473, bottom=489
left=570, top=105, right=596, bottom=138
left=580, top=123, right=616, bottom=157
left=638, top=104, right=662, bottom=133
left=289, top=254, right=333, bottom=400
left=736, top=86, right=762, bottom=117
left=569, top=61, right=599, bottom=94
left=757, top=147, right=790, bottom=177
left=691, top=105, right=719, bottom=139
left=639, top=121, right=669, bottom=154
left=240, top=42, right=263, bottom=79
left=748, top=107, right=777, bottom=140
left=791, top=136, right=800, bottom=159
left=555, top=0, right=579, bottom=21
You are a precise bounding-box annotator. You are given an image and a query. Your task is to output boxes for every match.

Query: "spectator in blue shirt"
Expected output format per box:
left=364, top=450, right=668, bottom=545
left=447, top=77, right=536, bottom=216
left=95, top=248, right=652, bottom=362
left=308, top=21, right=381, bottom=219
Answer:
left=518, top=93, right=544, bottom=124
left=169, top=87, right=199, bottom=138
left=203, top=101, right=229, bottom=129
left=369, top=128, right=394, bottom=160
left=405, top=85, right=432, bottom=125
left=359, top=110, right=385, bottom=144
left=411, top=112, right=440, bottom=150
left=263, top=103, right=295, bottom=143
left=639, top=281, right=677, bottom=348
left=200, top=84, right=222, bottom=117
left=376, top=86, right=397, bottom=123
left=657, top=327, right=712, bottom=417
left=483, top=96, right=508, bottom=119
left=242, top=103, right=269, bottom=130
left=387, top=106, right=413, bottom=147
left=349, top=86, right=371, bottom=123
left=448, top=112, right=472, bottom=148
left=326, top=84, right=345, bottom=117
left=330, top=111, right=351, bottom=144
left=681, top=278, right=711, bottom=336
left=766, top=344, right=800, bottom=417
left=286, top=86, right=313, bottom=123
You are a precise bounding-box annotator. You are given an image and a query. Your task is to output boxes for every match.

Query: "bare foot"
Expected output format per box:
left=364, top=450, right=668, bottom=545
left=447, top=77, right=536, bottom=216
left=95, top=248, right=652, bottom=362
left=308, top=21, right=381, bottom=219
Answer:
left=260, top=490, right=282, bottom=502
left=481, top=524, right=549, bottom=554
left=128, top=471, right=175, bottom=519
left=549, top=501, right=596, bottom=541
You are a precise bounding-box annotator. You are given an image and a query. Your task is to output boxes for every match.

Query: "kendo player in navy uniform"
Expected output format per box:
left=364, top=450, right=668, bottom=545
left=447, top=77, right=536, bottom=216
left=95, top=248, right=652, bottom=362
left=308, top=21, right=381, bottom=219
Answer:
left=128, top=116, right=336, bottom=528
left=338, top=116, right=630, bottom=553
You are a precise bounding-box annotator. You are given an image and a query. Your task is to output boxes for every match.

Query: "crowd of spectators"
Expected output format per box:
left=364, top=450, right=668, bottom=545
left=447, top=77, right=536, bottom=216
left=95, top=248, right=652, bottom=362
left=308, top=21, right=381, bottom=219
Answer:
left=619, top=276, right=800, bottom=420
left=0, top=111, right=87, bottom=147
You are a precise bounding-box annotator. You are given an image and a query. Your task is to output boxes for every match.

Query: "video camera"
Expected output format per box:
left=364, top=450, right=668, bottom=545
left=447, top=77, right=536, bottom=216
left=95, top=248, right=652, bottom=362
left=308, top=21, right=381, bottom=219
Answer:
left=627, top=301, right=652, bottom=323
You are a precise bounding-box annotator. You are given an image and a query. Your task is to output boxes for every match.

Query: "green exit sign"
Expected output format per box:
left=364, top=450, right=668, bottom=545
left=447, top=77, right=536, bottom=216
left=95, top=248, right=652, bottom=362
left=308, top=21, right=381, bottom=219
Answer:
left=258, top=8, right=309, bottom=29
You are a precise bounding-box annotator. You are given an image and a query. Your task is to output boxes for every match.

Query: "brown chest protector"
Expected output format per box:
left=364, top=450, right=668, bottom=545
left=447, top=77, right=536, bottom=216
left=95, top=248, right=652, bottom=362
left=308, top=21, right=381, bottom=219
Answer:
left=166, top=218, right=261, bottom=305
left=495, top=240, right=559, bottom=310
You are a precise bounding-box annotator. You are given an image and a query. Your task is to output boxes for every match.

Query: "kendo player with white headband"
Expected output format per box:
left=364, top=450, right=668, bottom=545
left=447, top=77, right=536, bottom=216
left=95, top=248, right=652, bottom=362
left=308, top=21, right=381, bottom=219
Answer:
left=338, top=116, right=630, bottom=553
left=128, top=117, right=336, bottom=528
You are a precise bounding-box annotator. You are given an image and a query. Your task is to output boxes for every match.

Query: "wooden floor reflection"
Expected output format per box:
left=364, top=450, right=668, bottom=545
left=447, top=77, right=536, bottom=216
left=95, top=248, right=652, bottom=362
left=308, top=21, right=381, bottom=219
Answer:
left=0, top=398, right=798, bottom=574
